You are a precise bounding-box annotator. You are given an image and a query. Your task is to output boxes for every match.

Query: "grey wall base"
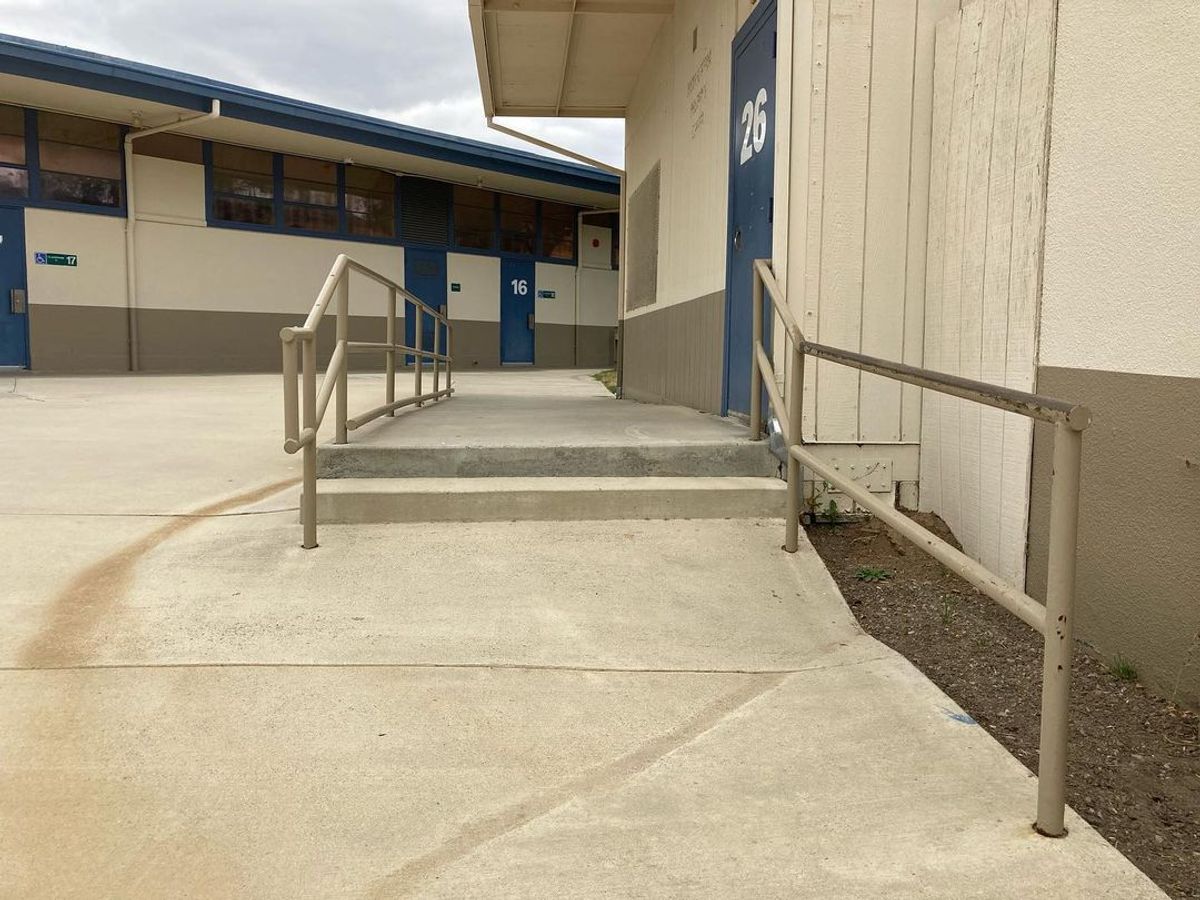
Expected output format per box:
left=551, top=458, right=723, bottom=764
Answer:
left=1027, top=365, right=1200, bottom=707
left=622, top=290, right=725, bottom=414
left=27, top=305, right=616, bottom=373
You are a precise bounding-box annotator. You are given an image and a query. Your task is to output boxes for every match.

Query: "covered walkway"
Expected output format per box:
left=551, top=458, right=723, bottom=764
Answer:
left=0, top=371, right=1164, bottom=898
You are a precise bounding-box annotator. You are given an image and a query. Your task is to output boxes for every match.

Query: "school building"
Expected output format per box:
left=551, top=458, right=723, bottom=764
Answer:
left=468, top=0, right=1200, bottom=703
left=0, top=34, right=621, bottom=374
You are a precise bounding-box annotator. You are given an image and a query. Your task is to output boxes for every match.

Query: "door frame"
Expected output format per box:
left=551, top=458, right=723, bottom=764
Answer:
left=500, top=257, right=535, bottom=366
left=0, top=203, right=30, bottom=369
left=721, top=0, right=778, bottom=416
left=403, top=247, right=447, bottom=366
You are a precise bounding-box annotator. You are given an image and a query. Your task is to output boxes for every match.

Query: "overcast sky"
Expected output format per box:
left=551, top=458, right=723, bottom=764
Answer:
left=0, top=0, right=625, bottom=167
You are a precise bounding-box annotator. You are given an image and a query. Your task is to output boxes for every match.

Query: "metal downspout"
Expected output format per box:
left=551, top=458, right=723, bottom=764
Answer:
left=123, top=99, right=221, bottom=371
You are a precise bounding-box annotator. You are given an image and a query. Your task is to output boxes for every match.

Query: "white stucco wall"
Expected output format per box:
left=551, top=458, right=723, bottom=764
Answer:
left=1039, top=0, right=1200, bottom=378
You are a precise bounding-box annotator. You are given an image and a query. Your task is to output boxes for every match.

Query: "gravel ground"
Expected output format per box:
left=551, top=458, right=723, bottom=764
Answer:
left=806, top=513, right=1200, bottom=900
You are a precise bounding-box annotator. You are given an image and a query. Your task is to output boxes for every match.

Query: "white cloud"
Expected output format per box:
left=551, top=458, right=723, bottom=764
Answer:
left=0, top=0, right=625, bottom=167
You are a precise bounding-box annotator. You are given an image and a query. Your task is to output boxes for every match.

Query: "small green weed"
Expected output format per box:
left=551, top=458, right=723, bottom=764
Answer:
left=825, top=499, right=840, bottom=521
left=854, top=566, right=892, bottom=583
left=1110, top=655, right=1138, bottom=683
left=939, top=595, right=959, bottom=625
left=593, top=369, right=618, bottom=395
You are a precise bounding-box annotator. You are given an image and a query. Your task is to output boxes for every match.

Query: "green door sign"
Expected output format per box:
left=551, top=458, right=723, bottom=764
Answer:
left=34, top=252, right=77, bottom=267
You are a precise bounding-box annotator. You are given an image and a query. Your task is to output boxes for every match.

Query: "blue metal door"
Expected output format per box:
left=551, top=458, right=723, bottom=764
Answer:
left=0, top=207, right=29, bottom=367
left=723, top=0, right=777, bottom=416
left=500, top=258, right=534, bottom=365
left=404, top=248, right=447, bottom=366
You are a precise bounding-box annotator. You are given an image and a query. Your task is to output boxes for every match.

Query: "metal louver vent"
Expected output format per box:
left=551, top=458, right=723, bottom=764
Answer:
left=400, top=177, right=451, bottom=245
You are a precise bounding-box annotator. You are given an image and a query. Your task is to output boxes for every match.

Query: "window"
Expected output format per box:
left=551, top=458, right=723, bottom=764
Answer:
left=38, top=112, right=122, bottom=208
left=345, top=166, right=395, bottom=238
left=0, top=105, right=27, bottom=200
left=283, top=154, right=338, bottom=233
left=500, top=194, right=536, bottom=255
left=541, top=201, right=576, bottom=260
left=212, top=144, right=274, bottom=225
left=453, top=186, right=495, bottom=250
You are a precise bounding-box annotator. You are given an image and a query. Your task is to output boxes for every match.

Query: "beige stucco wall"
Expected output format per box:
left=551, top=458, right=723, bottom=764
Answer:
left=447, top=253, right=499, bottom=323
left=24, top=208, right=127, bottom=310
left=624, top=0, right=737, bottom=316
left=1027, top=0, right=1200, bottom=705
left=1039, top=0, right=1200, bottom=381
left=21, top=145, right=616, bottom=372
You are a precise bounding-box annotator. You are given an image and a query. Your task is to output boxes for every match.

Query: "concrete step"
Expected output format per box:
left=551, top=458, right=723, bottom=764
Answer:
left=317, top=442, right=780, bottom=479
left=313, top=476, right=787, bottom=523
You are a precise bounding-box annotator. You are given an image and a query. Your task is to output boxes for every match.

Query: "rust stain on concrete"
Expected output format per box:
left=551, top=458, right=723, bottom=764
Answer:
left=17, top=477, right=299, bottom=669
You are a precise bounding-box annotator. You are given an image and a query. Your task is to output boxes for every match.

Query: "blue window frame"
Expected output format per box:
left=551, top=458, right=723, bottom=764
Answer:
left=202, top=139, right=582, bottom=264
left=0, top=102, right=127, bottom=216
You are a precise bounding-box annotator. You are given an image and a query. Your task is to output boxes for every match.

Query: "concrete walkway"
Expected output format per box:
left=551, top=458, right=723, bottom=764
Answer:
left=0, top=371, right=1164, bottom=898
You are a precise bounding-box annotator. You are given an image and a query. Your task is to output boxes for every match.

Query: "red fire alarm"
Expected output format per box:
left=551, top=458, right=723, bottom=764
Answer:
left=592, top=238, right=601, bottom=248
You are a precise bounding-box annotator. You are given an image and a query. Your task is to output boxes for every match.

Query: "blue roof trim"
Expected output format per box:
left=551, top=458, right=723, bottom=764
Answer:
left=0, top=33, right=620, bottom=196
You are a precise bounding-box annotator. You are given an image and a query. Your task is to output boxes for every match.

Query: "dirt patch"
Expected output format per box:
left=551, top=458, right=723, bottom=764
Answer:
left=806, top=513, right=1200, bottom=900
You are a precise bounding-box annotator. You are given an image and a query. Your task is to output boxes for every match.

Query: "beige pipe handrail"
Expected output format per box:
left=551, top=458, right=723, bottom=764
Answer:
left=281, top=253, right=454, bottom=549
left=749, top=258, right=1087, bottom=839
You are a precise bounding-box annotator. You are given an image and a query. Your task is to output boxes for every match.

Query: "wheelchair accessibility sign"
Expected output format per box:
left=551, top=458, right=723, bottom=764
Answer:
left=35, top=252, right=77, bottom=267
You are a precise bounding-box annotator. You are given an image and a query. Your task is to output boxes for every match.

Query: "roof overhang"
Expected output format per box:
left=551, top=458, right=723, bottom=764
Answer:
left=468, top=0, right=673, bottom=118
left=0, top=33, right=620, bottom=205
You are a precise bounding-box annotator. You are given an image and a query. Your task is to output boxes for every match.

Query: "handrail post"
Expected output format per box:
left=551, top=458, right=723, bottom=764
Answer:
left=281, top=332, right=299, bottom=445
left=385, top=287, right=397, bottom=416
left=334, top=271, right=349, bottom=444
left=414, top=303, right=424, bottom=407
left=432, top=307, right=441, bottom=399
left=446, top=323, right=453, bottom=395
left=750, top=262, right=764, bottom=440
left=1035, top=421, right=1083, bottom=837
left=784, top=342, right=805, bottom=553
left=301, top=336, right=318, bottom=550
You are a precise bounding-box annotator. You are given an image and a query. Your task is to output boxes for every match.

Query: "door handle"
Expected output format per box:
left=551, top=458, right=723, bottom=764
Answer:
left=10, top=288, right=25, bottom=314
left=527, top=313, right=535, bottom=331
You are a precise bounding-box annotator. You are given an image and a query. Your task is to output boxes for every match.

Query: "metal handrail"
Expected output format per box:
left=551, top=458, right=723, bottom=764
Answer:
left=749, top=257, right=1088, bottom=838
left=280, top=253, right=454, bottom=549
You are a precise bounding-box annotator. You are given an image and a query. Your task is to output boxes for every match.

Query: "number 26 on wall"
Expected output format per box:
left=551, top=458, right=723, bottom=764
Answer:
left=739, top=88, right=769, bottom=166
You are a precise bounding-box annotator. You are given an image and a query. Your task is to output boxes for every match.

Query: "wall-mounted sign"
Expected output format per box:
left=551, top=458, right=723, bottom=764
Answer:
left=450, top=282, right=461, bottom=293
left=35, top=252, right=77, bottom=267
left=537, top=290, right=556, bottom=299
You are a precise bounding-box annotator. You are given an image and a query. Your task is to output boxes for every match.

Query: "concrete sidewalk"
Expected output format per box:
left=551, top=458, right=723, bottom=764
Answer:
left=0, top=372, right=1165, bottom=898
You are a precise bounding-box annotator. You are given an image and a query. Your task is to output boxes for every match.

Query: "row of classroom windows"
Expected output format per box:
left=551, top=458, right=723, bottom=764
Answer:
left=0, top=104, right=611, bottom=264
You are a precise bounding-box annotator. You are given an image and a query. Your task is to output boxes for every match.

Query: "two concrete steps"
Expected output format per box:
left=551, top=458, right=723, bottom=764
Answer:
left=315, top=442, right=786, bottom=523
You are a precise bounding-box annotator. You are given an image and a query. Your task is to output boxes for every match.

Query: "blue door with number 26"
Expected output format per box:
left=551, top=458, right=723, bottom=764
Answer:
left=723, top=0, right=776, bottom=416
left=500, top=258, right=534, bottom=365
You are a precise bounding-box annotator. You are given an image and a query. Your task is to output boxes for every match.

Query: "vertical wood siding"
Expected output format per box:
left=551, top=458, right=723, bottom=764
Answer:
left=799, top=0, right=958, bottom=443
left=919, top=0, right=1055, bottom=586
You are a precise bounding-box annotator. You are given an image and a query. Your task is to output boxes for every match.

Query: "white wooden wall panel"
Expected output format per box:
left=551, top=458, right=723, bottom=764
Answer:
left=919, top=0, right=1054, bottom=587
left=918, top=14, right=960, bottom=513
left=795, top=0, right=956, bottom=447
left=815, top=0, right=872, bottom=443
left=859, top=0, right=918, bottom=443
